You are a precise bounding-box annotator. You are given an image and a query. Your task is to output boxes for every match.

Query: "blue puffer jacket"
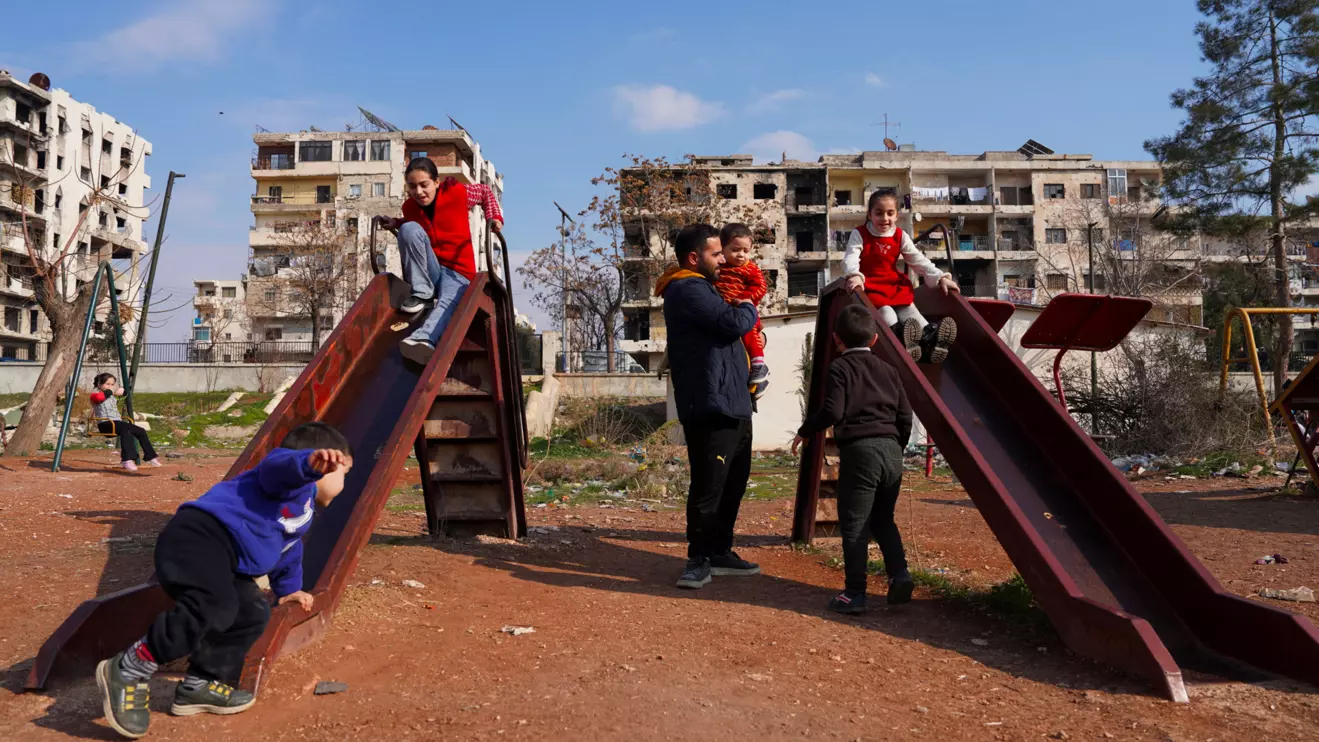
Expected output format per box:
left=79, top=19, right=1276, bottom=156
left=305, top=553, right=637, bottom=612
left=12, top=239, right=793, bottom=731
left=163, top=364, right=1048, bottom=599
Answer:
left=659, top=266, right=758, bottom=425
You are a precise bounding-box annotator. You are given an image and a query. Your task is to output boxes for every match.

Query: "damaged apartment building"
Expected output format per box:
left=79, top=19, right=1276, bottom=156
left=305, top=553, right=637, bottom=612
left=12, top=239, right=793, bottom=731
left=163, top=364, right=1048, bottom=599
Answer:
left=192, top=111, right=502, bottom=349
left=619, top=143, right=1202, bottom=371
left=0, top=70, right=152, bottom=360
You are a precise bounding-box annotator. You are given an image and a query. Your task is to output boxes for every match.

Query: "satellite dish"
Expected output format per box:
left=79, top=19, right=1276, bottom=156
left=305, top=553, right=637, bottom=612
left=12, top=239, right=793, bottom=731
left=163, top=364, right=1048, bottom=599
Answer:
left=28, top=72, right=50, bottom=91
left=883, top=138, right=897, bottom=151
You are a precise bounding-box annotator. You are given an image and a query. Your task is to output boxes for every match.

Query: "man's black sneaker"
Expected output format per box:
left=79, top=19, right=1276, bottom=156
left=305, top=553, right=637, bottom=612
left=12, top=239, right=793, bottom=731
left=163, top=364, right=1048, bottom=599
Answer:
left=828, top=589, right=868, bottom=615
left=709, top=551, right=761, bottom=576
left=920, top=318, right=957, bottom=364
left=400, top=296, right=427, bottom=315
left=96, top=652, right=150, bottom=739
left=170, top=678, right=256, bottom=716
left=676, top=557, right=712, bottom=589
left=887, top=576, right=915, bottom=605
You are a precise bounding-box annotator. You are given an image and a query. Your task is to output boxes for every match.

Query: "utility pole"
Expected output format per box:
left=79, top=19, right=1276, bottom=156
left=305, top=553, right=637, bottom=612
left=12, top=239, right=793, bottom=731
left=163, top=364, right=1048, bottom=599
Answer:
left=1087, top=221, right=1099, bottom=435
left=553, top=201, right=575, bottom=372
left=126, top=171, right=184, bottom=418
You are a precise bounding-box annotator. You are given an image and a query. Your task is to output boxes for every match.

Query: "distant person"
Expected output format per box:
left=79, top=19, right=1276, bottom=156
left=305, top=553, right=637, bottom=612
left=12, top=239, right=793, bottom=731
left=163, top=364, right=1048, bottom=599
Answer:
left=714, top=222, right=770, bottom=396
left=89, top=373, right=160, bottom=471
left=843, top=189, right=959, bottom=363
left=657, top=224, right=761, bottom=589
left=792, top=304, right=914, bottom=613
left=379, top=157, right=504, bottom=367
left=96, top=423, right=353, bottom=740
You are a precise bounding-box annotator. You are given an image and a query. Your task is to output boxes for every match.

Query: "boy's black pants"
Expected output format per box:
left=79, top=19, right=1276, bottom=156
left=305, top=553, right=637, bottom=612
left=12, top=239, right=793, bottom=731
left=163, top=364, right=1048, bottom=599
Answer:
left=145, top=508, right=271, bottom=686
left=836, top=436, right=908, bottom=592
left=97, top=420, right=157, bottom=463
left=682, top=414, right=753, bottom=560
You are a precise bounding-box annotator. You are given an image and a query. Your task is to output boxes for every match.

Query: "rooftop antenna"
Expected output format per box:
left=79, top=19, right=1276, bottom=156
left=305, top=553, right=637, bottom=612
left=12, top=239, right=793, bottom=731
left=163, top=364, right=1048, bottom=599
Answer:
left=254, top=124, right=270, bottom=133
left=358, top=106, right=401, bottom=133
left=871, top=113, right=901, bottom=141
left=448, top=116, right=467, bottom=133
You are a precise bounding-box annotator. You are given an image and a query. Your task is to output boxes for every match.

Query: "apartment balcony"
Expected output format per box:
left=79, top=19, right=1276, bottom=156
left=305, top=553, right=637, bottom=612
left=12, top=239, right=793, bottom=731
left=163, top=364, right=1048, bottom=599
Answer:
left=0, top=193, right=46, bottom=225
left=435, top=159, right=475, bottom=185
left=829, top=204, right=866, bottom=220
left=90, top=225, right=142, bottom=259
left=249, top=222, right=323, bottom=247
left=251, top=153, right=296, bottom=173
left=622, top=296, right=664, bottom=309
left=618, top=338, right=664, bottom=355
left=0, top=111, right=49, bottom=143
left=251, top=192, right=334, bottom=213
left=0, top=273, right=34, bottom=299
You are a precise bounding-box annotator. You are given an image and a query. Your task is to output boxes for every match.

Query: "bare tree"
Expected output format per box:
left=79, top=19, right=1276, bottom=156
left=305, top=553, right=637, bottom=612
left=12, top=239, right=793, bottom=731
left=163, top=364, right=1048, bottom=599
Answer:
left=249, top=220, right=354, bottom=348
left=3, top=118, right=153, bottom=456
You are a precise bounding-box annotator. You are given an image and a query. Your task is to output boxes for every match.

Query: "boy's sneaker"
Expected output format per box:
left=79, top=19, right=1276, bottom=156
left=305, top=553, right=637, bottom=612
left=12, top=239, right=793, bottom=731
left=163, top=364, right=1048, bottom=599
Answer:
left=400, top=296, right=428, bottom=315
left=96, top=652, right=150, bottom=739
left=921, top=317, right=957, bottom=364
left=749, top=361, right=770, bottom=384
left=171, top=679, right=256, bottom=716
left=894, top=319, right=923, bottom=363
left=400, top=337, right=435, bottom=366
left=887, top=575, right=915, bottom=605
left=828, top=589, right=868, bottom=615
left=709, top=551, right=761, bottom=576
left=676, top=557, right=712, bottom=589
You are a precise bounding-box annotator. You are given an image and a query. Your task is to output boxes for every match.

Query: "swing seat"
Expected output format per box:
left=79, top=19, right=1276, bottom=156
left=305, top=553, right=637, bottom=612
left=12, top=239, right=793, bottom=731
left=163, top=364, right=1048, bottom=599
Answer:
left=87, top=417, right=132, bottom=437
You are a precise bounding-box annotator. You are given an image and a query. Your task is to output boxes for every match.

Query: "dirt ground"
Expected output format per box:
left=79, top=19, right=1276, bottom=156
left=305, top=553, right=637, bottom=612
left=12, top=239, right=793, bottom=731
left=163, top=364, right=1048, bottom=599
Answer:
left=3, top=449, right=1319, bottom=741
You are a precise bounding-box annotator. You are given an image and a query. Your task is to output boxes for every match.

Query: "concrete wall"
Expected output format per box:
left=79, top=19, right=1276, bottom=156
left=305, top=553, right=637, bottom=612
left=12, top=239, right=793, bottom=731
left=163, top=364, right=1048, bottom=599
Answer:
left=0, top=363, right=302, bottom=395
left=556, top=373, right=666, bottom=398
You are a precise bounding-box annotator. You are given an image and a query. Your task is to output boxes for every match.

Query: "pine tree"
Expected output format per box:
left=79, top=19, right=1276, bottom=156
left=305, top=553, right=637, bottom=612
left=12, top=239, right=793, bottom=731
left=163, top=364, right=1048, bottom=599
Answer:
left=1146, top=0, right=1319, bottom=392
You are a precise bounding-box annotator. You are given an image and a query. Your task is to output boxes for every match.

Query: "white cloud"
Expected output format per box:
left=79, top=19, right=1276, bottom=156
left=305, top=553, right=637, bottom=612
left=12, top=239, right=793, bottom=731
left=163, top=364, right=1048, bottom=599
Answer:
left=68, top=0, right=265, bottom=71
left=612, top=84, right=726, bottom=132
left=741, top=131, right=819, bottom=163
left=748, top=88, right=806, bottom=114
left=864, top=72, right=886, bottom=87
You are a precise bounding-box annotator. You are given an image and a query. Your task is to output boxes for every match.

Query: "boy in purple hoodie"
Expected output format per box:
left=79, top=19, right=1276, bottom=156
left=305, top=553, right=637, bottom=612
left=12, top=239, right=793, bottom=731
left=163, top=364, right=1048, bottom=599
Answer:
left=96, top=422, right=353, bottom=739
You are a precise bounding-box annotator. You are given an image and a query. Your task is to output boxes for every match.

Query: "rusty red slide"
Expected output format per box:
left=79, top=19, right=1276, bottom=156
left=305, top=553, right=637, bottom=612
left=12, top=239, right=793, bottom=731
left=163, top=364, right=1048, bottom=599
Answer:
left=793, top=283, right=1319, bottom=701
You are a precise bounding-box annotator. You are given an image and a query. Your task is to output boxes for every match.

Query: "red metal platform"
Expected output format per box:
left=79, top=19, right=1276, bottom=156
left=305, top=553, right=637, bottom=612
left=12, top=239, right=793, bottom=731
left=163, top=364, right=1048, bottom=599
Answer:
left=1019, top=293, right=1152, bottom=407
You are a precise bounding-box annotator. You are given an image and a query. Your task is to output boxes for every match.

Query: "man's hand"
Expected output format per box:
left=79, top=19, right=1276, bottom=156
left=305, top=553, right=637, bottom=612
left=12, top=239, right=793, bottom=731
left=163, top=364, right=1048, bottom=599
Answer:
left=375, top=215, right=402, bottom=234
left=490, top=219, right=503, bottom=234
left=278, top=591, right=314, bottom=611
left=308, top=449, right=349, bottom=475
left=846, top=275, right=864, bottom=293
left=790, top=435, right=806, bottom=456
left=938, top=275, right=961, bottom=295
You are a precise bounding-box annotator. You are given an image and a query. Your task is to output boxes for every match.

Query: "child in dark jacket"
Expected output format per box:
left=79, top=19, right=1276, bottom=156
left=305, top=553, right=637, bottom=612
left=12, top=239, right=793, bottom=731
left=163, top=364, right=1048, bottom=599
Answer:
left=792, top=304, right=914, bottom=614
left=96, top=422, right=353, bottom=739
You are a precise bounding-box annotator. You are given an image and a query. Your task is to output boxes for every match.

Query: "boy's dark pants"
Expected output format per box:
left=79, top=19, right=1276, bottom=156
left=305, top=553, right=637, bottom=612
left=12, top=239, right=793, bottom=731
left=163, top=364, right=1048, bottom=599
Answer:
left=682, top=414, right=753, bottom=559
left=97, top=420, right=157, bottom=462
left=836, top=436, right=907, bottom=592
left=145, top=508, right=271, bottom=686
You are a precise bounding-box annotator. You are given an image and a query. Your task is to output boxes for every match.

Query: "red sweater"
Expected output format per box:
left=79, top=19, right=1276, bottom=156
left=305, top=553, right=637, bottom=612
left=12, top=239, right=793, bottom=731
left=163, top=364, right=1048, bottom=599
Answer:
left=401, top=182, right=503, bottom=280
left=715, top=262, right=768, bottom=306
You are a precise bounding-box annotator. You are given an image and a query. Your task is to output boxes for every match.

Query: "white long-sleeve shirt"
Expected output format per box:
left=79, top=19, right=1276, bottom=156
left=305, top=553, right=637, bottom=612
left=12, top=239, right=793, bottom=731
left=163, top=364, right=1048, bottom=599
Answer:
left=842, top=223, right=946, bottom=288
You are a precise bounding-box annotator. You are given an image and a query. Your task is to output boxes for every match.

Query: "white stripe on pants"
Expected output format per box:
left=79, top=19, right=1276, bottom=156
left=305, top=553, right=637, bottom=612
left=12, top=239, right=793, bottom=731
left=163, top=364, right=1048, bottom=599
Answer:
left=876, top=303, right=928, bottom=329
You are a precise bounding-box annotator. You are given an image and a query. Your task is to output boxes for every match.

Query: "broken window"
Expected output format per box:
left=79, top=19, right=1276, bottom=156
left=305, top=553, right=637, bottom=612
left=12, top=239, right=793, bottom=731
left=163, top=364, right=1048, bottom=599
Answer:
left=754, top=183, right=778, bottom=200
left=299, top=141, right=332, bottom=162
left=1081, top=183, right=1101, bottom=199
left=716, top=184, right=737, bottom=199
left=265, top=327, right=283, bottom=340
left=316, top=185, right=332, bottom=204
left=1044, top=183, right=1065, bottom=199
left=795, top=231, right=815, bottom=253
left=834, top=190, right=852, bottom=206
left=56, top=155, right=63, bottom=170
left=14, top=102, right=30, bottom=125
left=116, top=216, right=126, bottom=230
left=118, top=183, right=127, bottom=196
left=37, top=112, right=46, bottom=135
left=765, top=270, right=779, bottom=293
left=120, top=146, right=131, bottom=163
left=787, top=269, right=824, bottom=297
left=36, top=151, right=45, bottom=169
left=1046, top=273, right=1068, bottom=290
left=101, top=138, right=113, bottom=154
left=29, top=310, right=38, bottom=334
left=370, top=141, right=390, bottom=161
left=1127, top=185, right=1143, bottom=202
left=1045, top=228, right=1068, bottom=244
left=343, top=140, right=366, bottom=161
left=373, top=182, right=386, bottom=198
left=98, top=211, right=108, bottom=227
left=267, top=185, right=283, bottom=202
left=754, top=226, right=776, bottom=243
left=794, top=186, right=815, bottom=206
left=81, top=128, right=92, bottom=144
left=80, top=167, right=91, bottom=183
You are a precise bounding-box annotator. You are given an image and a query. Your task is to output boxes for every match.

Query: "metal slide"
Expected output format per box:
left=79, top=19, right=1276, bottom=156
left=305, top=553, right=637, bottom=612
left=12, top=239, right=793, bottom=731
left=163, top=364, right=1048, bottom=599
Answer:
left=793, top=283, right=1319, bottom=701
left=28, top=237, right=527, bottom=694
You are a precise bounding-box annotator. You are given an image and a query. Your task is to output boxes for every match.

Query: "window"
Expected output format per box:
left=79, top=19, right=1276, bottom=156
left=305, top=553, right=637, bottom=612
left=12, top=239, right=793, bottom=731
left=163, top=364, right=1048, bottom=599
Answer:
left=36, top=151, right=45, bottom=169
left=1046, top=274, right=1068, bottom=290
left=373, top=182, right=386, bottom=198
left=835, top=190, right=852, bottom=206
left=1081, top=183, right=1101, bottom=199
left=794, top=186, right=815, bottom=205
left=1128, top=185, right=1143, bottom=202
left=264, top=289, right=276, bottom=302
left=716, top=184, right=737, bottom=199
left=118, top=183, right=127, bottom=196
left=221, top=287, right=236, bottom=298
left=223, top=333, right=232, bottom=341
left=53, top=190, right=62, bottom=209
left=1087, top=273, right=1108, bottom=291
left=265, top=328, right=283, bottom=340
left=81, top=128, right=92, bottom=144
left=223, top=309, right=234, bottom=319
left=267, top=185, right=283, bottom=202
left=101, top=175, right=111, bottom=190
left=37, top=112, right=46, bottom=135
left=101, top=138, right=113, bottom=154
left=116, top=216, right=126, bottom=230
left=29, top=310, right=38, bottom=334
left=1044, top=183, right=1065, bottom=199
left=56, top=155, right=64, bottom=170
left=370, top=140, right=390, bottom=161
left=795, top=231, right=815, bottom=253
left=343, top=140, right=366, bottom=161
left=753, top=183, right=778, bottom=200
left=1045, top=228, right=1068, bottom=244
left=58, top=115, right=67, bottom=133
left=1088, top=227, right=1105, bottom=243
left=346, top=217, right=359, bottom=232
left=349, top=184, right=362, bottom=198
left=299, top=141, right=332, bottom=162
left=765, top=269, right=779, bottom=293
left=316, top=185, right=332, bottom=204
left=120, top=147, right=131, bottom=162
left=193, top=328, right=210, bottom=342
left=80, top=166, right=92, bottom=183
left=408, top=150, right=428, bottom=161
left=1107, top=168, right=1127, bottom=197
left=53, top=233, right=61, bottom=250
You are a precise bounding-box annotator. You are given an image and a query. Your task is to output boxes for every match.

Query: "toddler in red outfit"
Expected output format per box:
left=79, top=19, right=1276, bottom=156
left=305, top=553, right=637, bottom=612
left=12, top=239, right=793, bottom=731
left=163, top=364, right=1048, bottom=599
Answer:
left=715, top=223, right=770, bottom=390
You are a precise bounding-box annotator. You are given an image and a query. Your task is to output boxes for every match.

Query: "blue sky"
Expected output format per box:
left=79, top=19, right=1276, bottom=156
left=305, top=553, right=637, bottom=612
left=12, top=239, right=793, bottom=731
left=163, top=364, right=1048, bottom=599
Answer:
left=3, top=0, right=1207, bottom=340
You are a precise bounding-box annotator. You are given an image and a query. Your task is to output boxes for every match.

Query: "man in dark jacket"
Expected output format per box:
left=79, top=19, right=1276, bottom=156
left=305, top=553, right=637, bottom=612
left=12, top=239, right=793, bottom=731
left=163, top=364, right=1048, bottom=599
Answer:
left=659, top=223, right=761, bottom=589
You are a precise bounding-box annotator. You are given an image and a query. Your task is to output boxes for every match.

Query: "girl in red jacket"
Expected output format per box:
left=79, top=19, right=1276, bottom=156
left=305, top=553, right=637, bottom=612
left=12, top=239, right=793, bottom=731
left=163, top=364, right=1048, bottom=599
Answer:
left=714, top=223, right=769, bottom=390
left=843, top=190, right=959, bottom=363
left=381, top=157, right=504, bottom=367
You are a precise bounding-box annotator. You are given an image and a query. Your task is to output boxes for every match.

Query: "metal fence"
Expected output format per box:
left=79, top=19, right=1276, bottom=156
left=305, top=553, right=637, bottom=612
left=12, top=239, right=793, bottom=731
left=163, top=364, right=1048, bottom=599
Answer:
left=151, top=342, right=317, bottom=364
left=555, top=350, right=647, bottom=374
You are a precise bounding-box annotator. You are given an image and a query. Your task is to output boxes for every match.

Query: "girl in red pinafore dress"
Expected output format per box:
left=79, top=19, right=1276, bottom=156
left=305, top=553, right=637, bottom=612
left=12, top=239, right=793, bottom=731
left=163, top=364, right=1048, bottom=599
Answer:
left=843, top=190, right=959, bottom=363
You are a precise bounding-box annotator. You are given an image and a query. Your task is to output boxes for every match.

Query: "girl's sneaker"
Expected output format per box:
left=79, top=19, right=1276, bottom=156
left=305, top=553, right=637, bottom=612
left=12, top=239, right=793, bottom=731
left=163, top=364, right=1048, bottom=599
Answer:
left=146, top=458, right=162, bottom=468
left=122, top=460, right=138, bottom=472
left=828, top=589, right=867, bottom=615
left=893, top=319, right=923, bottom=363
left=920, top=317, right=958, bottom=364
